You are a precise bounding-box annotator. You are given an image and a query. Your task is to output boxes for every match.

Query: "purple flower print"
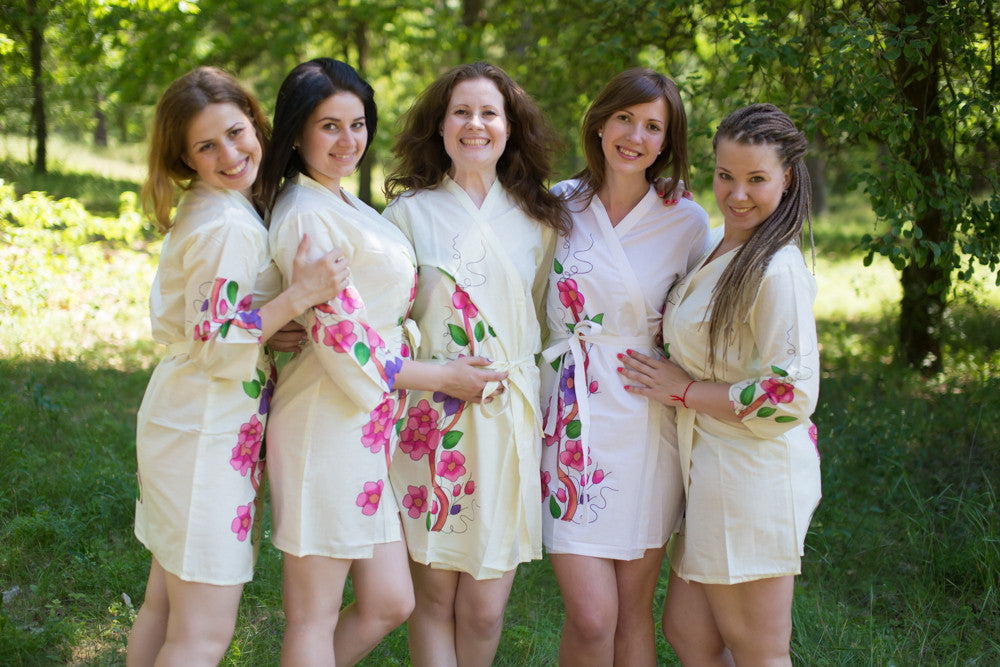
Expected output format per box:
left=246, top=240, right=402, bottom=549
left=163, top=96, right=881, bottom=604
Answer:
left=559, top=363, right=577, bottom=405
left=384, top=356, right=404, bottom=390
left=433, top=391, right=463, bottom=417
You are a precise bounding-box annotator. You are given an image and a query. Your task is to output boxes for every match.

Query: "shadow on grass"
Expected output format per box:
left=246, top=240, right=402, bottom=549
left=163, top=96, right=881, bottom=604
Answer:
left=0, top=158, right=140, bottom=218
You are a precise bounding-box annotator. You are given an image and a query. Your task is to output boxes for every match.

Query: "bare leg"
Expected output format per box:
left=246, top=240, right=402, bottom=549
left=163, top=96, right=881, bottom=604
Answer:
left=704, top=576, right=795, bottom=667
left=549, top=553, right=617, bottom=666
left=612, top=546, right=665, bottom=667
left=662, top=571, right=733, bottom=666
left=126, top=558, right=169, bottom=667
left=453, top=569, right=517, bottom=667
left=153, top=570, right=243, bottom=666
left=333, top=541, right=414, bottom=666
left=279, top=553, right=351, bottom=666
left=407, top=563, right=460, bottom=667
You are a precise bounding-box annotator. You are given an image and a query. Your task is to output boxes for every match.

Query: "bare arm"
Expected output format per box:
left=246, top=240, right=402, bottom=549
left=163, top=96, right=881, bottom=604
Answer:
left=618, top=350, right=740, bottom=423
left=393, top=356, right=508, bottom=404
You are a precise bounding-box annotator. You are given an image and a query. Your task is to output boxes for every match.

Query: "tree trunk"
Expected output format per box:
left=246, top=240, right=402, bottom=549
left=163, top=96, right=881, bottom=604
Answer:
left=806, top=153, right=826, bottom=217
left=895, top=0, right=949, bottom=374
left=354, top=20, right=373, bottom=206
left=94, top=93, right=108, bottom=148
left=28, top=0, right=47, bottom=175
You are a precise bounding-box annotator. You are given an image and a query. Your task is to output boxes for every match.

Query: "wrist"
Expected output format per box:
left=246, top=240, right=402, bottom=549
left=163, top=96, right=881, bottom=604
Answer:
left=669, top=379, right=697, bottom=409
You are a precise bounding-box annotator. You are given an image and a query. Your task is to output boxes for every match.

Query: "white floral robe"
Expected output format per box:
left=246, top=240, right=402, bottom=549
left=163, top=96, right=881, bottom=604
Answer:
left=663, top=227, right=822, bottom=584
left=135, top=181, right=280, bottom=585
left=540, top=179, right=710, bottom=559
left=385, top=177, right=555, bottom=579
left=266, top=174, right=418, bottom=558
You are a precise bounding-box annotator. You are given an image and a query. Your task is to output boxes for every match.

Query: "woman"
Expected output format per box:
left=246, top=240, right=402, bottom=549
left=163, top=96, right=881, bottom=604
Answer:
left=127, top=67, right=348, bottom=665
left=259, top=58, right=505, bottom=666
left=539, top=68, right=710, bottom=666
left=383, top=62, right=569, bottom=666
left=620, top=103, right=822, bottom=665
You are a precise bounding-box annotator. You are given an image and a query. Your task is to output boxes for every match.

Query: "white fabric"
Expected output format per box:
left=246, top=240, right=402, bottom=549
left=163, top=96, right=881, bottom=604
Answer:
left=540, top=179, right=710, bottom=560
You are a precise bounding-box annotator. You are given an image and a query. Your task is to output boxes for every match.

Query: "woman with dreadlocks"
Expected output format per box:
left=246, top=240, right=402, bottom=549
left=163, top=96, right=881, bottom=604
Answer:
left=619, top=103, right=821, bottom=665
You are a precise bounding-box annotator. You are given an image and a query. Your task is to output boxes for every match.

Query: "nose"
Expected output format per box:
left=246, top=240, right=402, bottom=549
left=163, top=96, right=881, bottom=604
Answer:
left=221, top=139, right=240, bottom=161
left=467, top=112, right=484, bottom=129
left=731, top=182, right=748, bottom=200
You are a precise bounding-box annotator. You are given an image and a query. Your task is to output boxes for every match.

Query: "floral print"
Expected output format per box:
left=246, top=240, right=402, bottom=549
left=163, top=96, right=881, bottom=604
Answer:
left=193, top=278, right=262, bottom=342
left=231, top=502, right=254, bottom=542
left=735, top=365, right=803, bottom=422
left=356, top=480, right=385, bottom=516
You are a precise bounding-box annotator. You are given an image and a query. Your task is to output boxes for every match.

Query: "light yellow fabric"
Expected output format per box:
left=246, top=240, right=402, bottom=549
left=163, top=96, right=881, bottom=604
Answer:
left=385, top=178, right=554, bottom=579
left=540, top=180, right=710, bottom=560
left=663, top=228, right=822, bottom=584
left=134, top=181, right=280, bottom=585
left=266, top=174, right=417, bottom=558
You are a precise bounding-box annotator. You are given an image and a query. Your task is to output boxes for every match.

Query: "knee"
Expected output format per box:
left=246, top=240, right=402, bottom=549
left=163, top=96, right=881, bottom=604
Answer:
left=364, top=587, right=415, bottom=628
left=455, top=597, right=506, bottom=637
left=565, top=600, right=617, bottom=644
left=414, top=585, right=456, bottom=621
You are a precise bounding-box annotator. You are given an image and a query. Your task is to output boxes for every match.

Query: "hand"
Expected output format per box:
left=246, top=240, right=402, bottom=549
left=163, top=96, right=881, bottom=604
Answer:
left=288, top=234, right=350, bottom=312
left=618, top=349, right=692, bottom=407
left=266, top=321, right=307, bottom=353
left=654, top=177, right=693, bottom=207
left=441, top=356, right=508, bottom=404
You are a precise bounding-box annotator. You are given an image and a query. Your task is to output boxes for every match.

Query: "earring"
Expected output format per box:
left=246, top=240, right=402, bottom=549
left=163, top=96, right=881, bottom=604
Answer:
left=598, top=130, right=603, bottom=138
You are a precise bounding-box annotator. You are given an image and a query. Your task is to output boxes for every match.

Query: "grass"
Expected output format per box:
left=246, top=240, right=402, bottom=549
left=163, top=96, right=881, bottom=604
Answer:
left=1, top=144, right=999, bottom=664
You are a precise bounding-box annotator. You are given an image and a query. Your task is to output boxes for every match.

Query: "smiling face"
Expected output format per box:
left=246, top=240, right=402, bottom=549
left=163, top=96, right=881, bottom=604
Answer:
left=713, top=138, right=791, bottom=244
left=598, top=97, right=668, bottom=180
left=441, top=77, right=509, bottom=180
left=298, top=91, right=368, bottom=193
left=183, top=103, right=262, bottom=196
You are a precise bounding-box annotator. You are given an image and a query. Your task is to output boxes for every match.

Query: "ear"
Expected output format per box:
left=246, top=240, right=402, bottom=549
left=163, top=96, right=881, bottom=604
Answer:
left=181, top=153, right=193, bottom=171
left=783, top=167, right=792, bottom=190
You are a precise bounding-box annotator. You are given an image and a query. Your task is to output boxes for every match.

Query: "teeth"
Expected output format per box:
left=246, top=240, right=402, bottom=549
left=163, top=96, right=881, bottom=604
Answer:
left=462, top=138, right=488, bottom=146
left=618, top=147, right=640, bottom=157
left=222, top=159, right=247, bottom=175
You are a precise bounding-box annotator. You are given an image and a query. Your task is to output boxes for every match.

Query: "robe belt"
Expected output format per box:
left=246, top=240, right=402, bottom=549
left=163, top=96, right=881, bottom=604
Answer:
left=541, top=320, right=653, bottom=522
left=478, top=353, right=538, bottom=419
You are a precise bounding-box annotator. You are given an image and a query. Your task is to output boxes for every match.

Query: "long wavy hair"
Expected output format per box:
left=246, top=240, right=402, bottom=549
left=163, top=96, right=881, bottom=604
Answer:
left=705, top=103, right=813, bottom=374
left=142, top=67, right=271, bottom=233
left=259, top=58, right=377, bottom=212
left=384, top=62, right=569, bottom=233
left=569, top=68, right=689, bottom=206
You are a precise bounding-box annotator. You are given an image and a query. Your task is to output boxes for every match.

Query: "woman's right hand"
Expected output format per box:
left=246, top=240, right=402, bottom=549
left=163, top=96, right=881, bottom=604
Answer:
left=287, top=234, right=350, bottom=312
left=654, top=177, right=693, bottom=206
left=441, top=356, right=508, bottom=404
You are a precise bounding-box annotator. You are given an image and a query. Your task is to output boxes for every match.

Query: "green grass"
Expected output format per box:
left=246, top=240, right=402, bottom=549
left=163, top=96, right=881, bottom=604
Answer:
left=1, top=146, right=999, bottom=664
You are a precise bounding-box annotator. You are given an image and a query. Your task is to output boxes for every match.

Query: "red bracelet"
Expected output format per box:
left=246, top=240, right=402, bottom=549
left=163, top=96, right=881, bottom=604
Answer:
left=669, top=380, right=697, bottom=408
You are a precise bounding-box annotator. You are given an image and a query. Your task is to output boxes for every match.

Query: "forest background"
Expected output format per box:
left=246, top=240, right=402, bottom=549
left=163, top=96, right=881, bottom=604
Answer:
left=1, top=0, right=998, bottom=664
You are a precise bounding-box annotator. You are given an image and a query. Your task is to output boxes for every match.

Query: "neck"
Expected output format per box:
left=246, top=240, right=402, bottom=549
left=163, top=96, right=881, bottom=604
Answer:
left=597, top=171, right=649, bottom=226
left=450, top=168, right=497, bottom=208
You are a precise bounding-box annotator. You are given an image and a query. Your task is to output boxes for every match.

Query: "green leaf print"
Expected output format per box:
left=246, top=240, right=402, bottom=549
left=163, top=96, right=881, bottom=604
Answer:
left=549, top=495, right=562, bottom=519
left=488, top=326, right=496, bottom=337
left=395, top=419, right=404, bottom=435
left=756, top=406, right=776, bottom=418
left=243, top=380, right=261, bottom=399
left=219, top=320, right=231, bottom=338
left=663, top=342, right=671, bottom=359
left=550, top=358, right=561, bottom=371
left=226, top=280, right=239, bottom=305
left=553, top=257, right=563, bottom=274
left=474, top=321, right=485, bottom=342
left=257, top=368, right=266, bottom=384
left=739, top=385, right=756, bottom=406
left=448, top=324, right=470, bottom=346
left=566, top=420, right=582, bottom=439
left=442, top=430, right=463, bottom=450
left=775, top=416, right=798, bottom=423
left=354, top=342, right=371, bottom=366
left=771, top=365, right=789, bottom=377
left=591, top=313, right=604, bottom=325
left=426, top=510, right=433, bottom=531
left=437, top=267, right=457, bottom=282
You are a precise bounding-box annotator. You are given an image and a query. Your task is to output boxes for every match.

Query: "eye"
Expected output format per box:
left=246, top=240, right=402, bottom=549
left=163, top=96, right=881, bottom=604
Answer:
left=750, top=175, right=766, bottom=183
left=716, top=171, right=731, bottom=180
left=197, top=142, right=214, bottom=153
left=351, top=120, right=366, bottom=130
left=322, top=122, right=338, bottom=131
left=228, top=126, right=243, bottom=138
left=646, top=123, right=662, bottom=133
left=483, top=109, right=498, bottom=117
left=616, top=113, right=630, bottom=122
left=454, top=108, right=468, bottom=116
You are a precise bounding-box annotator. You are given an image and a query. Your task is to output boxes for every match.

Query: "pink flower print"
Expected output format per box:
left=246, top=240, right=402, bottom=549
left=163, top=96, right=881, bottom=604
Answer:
left=231, top=503, right=253, bottom=541
left=361, top=398, right=395, bottom=453
left=559, top=440, right=590, bottom=472
left=338, top=286, right=364, bottom=314
left=231, top=415, right=263, bottom=476
left=557, top=278, right=585, bottom=316
left=362, top=323, right=385, bottom=350
left=452, top=286, right=479, bottom=318
left=437, top=451, right=467, bottom=482
left=543, top=431, right=559, bottom=449
left=237, top=293, right=254, bottom=311
left=541, top=471, right=551, bottom=500
left=556, top=488, right=567, bottom=503
left=431, top=499, right=439, bottom=515
left=399, top=399, right=442, bottom=461
left=193, top=320, right=211, bottom=342
left=402, top=485, right=429, bottom=519
left=809, top=423, right=818, bottom=445
left=453, top=484, right=462, bottom=497
left=761, top=378, right=795, bottom=404
left=322, top=320, right=357, bottom=353
left=356, top=479, right=384, bottom=516
left=589, top=380, right=599, bottom=394
left=592, top=469, right=605, bottom=484
left=464, top=480, right=475, bottom=495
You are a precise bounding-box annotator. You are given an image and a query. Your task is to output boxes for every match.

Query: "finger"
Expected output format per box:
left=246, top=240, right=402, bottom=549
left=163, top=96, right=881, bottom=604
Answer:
left=294, top=234, right=312, bottom=263
left=463, top=356, right=494, bottom=367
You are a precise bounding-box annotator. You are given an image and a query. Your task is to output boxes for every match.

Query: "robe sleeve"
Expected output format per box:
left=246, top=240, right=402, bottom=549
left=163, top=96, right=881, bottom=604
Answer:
left=272, top=208, right=401, bottom=411
left=181, top=219, right=265, bottom=381
left=728, top=250, right=820, bottom=438
left=534, top=226, right=557, bottom=348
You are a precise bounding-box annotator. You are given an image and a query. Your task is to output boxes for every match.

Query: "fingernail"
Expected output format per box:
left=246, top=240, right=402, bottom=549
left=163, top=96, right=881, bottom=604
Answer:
left=671, top=199, right=678, bottom=205
left=616, top=367, right=623, bottom=373
left=623, top=385, right=630, bottom=391
left=626, top=349, right=634, bottom=355
left=616, top=352, right=624, bottom=360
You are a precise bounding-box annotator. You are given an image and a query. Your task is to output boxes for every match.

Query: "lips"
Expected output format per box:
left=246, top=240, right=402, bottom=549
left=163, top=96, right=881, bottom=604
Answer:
left=221, top=157, right=250, bottom=177
left=461, top=137, right=489, bottom=147
left=616, top=145, right=641, bottom=159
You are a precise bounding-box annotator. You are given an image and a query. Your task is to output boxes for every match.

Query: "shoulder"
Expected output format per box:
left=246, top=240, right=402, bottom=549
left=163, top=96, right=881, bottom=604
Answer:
left=759, top=244, right=816, bottom=296
left=550, top=179, right=579, bottom=199
left=175, top=184, right=263, bottom=243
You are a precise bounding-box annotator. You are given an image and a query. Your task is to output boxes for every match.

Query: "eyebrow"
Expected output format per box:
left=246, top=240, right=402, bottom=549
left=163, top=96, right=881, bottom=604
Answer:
left=316, top=115, right=366, bottom=124
left=191, top=122, right=243, bottom=148
left=617, top=109, right=665, bottom=125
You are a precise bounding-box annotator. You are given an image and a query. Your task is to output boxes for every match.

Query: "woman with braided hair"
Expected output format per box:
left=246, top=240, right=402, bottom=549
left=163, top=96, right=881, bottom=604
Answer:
left=619, top=103, right=821, bottom=665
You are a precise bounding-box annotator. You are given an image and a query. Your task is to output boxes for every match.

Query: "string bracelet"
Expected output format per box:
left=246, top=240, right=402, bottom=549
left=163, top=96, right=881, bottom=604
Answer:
left=669, top=380, right=697, bottom=408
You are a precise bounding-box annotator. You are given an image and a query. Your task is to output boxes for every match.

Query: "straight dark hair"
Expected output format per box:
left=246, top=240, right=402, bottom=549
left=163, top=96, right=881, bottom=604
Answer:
left=259, top=58, right=377, bottom=212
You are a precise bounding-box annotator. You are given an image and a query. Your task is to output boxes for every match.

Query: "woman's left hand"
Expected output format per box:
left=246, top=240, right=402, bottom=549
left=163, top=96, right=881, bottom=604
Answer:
left=653, top=177, right=693, bottom=207
left=618, top=349, right=692, bottom=407
left=267, top=321, right=308, bottom=353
